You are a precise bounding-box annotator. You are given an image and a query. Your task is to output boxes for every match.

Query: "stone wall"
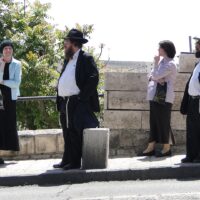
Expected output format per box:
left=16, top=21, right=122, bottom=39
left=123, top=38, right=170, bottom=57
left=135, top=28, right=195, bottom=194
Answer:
left=1, top=54, right=198, bottom=160
left=0, top=129, right=64, bottom=160
left=104, top=53, right=199, bottom=157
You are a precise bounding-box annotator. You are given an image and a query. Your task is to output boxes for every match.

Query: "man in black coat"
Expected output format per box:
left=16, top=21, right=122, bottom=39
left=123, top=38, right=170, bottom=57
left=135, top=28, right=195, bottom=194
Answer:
left=53, top=29, right=100, bottom=170
left=180, top=38, right=200, bottom=163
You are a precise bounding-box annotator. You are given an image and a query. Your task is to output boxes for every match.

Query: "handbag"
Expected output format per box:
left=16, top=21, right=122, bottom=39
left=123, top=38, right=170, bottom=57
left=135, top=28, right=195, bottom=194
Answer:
left=153, top=82, right=167, bottom=104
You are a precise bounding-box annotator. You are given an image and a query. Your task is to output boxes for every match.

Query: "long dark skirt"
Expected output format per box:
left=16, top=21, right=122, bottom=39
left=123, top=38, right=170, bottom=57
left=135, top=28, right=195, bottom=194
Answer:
left=0, top=100, right=19, bottom=151
left=149, top=101, right=173, bottom=144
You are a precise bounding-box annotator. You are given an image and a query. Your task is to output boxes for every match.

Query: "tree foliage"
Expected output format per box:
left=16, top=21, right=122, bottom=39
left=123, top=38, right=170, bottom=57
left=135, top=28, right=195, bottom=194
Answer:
left=0, top=0, right=104, bottom=130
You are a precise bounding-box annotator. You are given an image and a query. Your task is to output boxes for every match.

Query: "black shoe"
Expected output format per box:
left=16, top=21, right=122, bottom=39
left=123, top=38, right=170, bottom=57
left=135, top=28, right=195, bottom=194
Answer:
left=137, top=150, right=155, bottom=157
left=0, top=158, right=4, bottom=165
left=181, top=157, right=193, bottom=163
left=53, top=162, right=68, bottom=169
left=155, top=150, right=172, bottom=157
left=63, top=163, right=81, bottom=170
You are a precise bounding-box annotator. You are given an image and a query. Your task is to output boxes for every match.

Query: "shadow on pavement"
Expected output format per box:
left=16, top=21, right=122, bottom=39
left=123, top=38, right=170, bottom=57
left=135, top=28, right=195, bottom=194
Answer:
left=0, top=161, right=17, bottom=168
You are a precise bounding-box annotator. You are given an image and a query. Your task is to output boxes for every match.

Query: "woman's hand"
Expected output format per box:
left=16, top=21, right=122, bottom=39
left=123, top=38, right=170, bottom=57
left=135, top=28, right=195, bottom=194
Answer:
left=150, top=76, right=165, bottom=84
left=154, top=55, right=160, bottom=66
left=156, top=78, right=165, bottom=85
left=0, top=58, right=5, bottom=72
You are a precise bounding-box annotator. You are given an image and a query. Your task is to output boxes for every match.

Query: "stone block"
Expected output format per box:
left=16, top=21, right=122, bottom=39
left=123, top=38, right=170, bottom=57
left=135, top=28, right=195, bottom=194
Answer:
left=119, top=131, right=134, bottom=147
left=104, top=91, right=108, bottom=110
left=141, top=111, right=150, bottom=130
left=35, top=134, right=57, bottom=154
left=0, top=150, right=18, bottom=157
left=171, top=145, right=186, bottom=155
left=33, top=129, right=61, bottom=135
left=107, top=91, right=184, bottom=111
left=110, top=129, right=147, bottom=156
left=171, top=111, right=186, bottom=130
left=173, top=130, right=186, bottom=145
left=178, top=53, right=198, bottom=73
left=57, top=133, right=64, bottom=153
left=175, top=73, right=191, bottom=92
left=107, top=91, right=148, bottom=110
left=173, top=92, right=184, bottom=111
left=109, top=130, right=120, bottom=149
left=116, top=148, right=136, bottom=157
left=104, top=110, right=142, bottom=129
left=19, top=135, right=35, bottom=155
left=141, top=111, right=186, bottom=130
left=105, top=72, right=190, bottom=93
left=82, top=128, right=109, bottom=169
left=105, top=72, right=148, bottom=91
left=109, top=149, right=117, bottom=157
left=108, top=128, right=186, bottom=157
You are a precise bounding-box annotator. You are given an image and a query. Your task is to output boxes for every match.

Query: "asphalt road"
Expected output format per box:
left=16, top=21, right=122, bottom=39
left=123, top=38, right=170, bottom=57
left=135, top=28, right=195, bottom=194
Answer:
left=0, top=179, right=200, bottom=199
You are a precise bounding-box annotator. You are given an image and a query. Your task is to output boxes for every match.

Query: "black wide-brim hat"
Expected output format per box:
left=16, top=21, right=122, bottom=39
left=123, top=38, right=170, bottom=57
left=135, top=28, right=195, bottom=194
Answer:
left=64, top=29, right=88, bottom=44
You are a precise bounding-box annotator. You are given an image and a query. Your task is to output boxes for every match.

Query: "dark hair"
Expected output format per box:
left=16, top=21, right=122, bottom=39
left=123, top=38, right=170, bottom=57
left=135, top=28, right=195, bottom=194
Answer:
left=196, top=39, right=200, bottom=46
left=68, top=39, right=83, bottom=48
left=0, top=40, right=14, bottom=53
left=159, top=40, right=176, bottom=58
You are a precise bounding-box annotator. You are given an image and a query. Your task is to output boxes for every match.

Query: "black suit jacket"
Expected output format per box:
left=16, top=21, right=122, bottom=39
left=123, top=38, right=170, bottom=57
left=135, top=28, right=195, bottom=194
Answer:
left=56, top=50, right=100, bottom=113
left=180, top=62, right=200, bottom=115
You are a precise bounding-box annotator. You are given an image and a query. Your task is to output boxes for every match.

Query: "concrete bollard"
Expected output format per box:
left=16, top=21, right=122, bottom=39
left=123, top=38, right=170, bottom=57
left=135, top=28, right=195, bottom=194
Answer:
left=82, top=128, right=110, bottom=169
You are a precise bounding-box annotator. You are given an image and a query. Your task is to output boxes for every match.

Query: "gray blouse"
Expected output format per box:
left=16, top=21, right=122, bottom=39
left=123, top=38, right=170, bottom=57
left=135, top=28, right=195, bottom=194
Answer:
left=147, top=58, right=177, bottom=104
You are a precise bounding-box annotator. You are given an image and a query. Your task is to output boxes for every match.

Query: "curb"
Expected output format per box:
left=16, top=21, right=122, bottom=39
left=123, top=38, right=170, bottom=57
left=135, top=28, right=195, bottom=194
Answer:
left=1, top=164, right=200, bottom=186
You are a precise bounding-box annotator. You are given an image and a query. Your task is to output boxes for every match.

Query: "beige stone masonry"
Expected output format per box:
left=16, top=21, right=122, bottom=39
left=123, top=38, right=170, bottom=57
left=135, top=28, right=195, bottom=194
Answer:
left=105, top=72, right=148, bottom=91
left=178, top=53, right=199, bottom=73
left=0, top=129, right=63, bottom=159
left=141, top=111, right=186, bottom=130
left=107, top=91, right=184, bottom=111
left=104, top=110, right=186, bottom=131
left=105, top=72, right=190, bottom=92
left=107, top=91, right=148, bottom=110
left=104, top=110, right=142, bottom=129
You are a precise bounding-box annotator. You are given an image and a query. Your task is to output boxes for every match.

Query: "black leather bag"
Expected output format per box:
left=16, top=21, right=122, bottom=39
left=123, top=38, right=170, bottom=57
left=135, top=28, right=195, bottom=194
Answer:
left=153, top=82, right=167, bottom=104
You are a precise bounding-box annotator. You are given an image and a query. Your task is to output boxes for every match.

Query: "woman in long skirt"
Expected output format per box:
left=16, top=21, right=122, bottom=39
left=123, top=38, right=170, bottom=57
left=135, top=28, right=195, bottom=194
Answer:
left=0, top=40, right=22, bottom=165
left=138, top=40, right=177, bottom=157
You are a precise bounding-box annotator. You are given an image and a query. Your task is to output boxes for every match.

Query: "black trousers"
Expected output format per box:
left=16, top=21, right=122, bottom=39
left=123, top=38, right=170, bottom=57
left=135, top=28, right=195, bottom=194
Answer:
left=149, top=101, right=172, bottom=144
left=59, top=96, right=82, bottom=166
left=186, top=98, right=200, bottom=160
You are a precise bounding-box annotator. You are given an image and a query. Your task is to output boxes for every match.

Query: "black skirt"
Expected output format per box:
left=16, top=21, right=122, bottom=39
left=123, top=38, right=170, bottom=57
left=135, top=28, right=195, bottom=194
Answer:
left=149, top=101, right=173, bottom=144
left=0, top=62, right=19, bottom=151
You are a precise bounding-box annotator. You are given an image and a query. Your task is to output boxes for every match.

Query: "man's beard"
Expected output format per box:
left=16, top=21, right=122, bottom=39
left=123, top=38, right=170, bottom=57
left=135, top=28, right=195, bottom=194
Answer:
left=65, top=46, right=74, bottom=59
left=195, top=51, right=200, bottom=58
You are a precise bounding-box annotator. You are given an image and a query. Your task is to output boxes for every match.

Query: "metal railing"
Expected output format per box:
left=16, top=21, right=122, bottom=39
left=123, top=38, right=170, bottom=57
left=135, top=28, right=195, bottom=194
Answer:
left=17, top=94, right=104, bottom=102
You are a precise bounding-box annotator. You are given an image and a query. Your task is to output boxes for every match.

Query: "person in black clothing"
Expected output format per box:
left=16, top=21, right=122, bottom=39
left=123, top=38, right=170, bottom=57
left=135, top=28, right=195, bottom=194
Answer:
left=53, top=29, right=100, bottom=170
left=180, top=38, right=200, bottom=163
left=0, top=40, right=22, bottom=165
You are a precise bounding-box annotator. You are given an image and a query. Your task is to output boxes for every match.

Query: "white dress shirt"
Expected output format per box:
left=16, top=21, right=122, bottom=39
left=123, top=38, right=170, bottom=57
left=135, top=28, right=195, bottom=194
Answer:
left=188, top=61, right=200, bottom=96
left=58, top=49, right=80, bottom=97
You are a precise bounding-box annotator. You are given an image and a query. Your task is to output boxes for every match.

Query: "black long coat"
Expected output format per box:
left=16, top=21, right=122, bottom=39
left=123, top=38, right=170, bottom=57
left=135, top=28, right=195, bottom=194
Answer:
left=56, top=50, right=100, bottom=130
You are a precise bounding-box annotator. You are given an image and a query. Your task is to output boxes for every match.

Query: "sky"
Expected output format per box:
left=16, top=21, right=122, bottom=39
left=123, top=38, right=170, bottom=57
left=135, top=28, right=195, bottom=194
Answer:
left=27, top=0, right=199, bottom=62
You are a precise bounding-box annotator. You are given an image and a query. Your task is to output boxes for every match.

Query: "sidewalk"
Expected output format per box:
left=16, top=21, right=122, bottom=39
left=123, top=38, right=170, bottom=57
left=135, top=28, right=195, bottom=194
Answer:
left=0, top=155, right=200, bottom=186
